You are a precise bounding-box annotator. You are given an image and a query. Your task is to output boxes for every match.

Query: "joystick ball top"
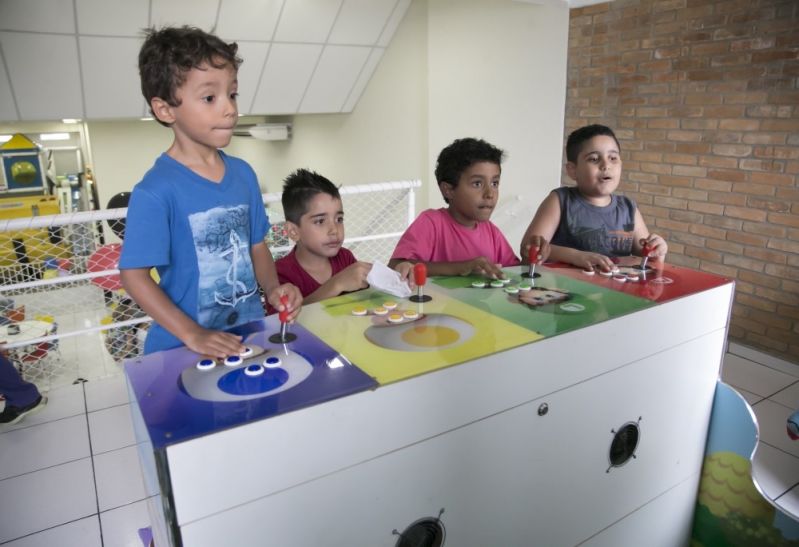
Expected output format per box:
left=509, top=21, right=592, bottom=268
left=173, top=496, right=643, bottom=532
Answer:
left=279, top=294, right=289, bottom=323
left=413, top=262, right=427, bottom=286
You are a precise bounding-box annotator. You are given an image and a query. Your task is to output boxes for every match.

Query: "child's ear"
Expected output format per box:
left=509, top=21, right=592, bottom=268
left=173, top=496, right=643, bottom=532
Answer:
left=565, top=162, right=578, bottom=180
left=285, top=221, right=300, bottom=242
left=440, top=181, right=454, bottom=201
left=150, top=97, right=175, bottom=125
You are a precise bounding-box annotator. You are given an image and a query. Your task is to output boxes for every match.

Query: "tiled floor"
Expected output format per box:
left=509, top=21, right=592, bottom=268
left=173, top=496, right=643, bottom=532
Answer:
left=0, top=340, right=797, bottom=545
left=723, top=342, right=799, bottom=519
left=0, top=373, right=149, bottom=547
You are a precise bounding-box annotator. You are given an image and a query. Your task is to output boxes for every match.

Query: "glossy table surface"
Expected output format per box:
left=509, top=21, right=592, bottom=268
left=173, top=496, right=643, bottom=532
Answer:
left=126, top=262, right=733, bottom=450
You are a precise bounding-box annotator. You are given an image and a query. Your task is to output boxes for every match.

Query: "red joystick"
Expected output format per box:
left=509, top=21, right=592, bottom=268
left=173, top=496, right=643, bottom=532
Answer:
left=269, top=293, right=297, bottom=343
left=528, top=245, right=539, bottom=265
left=640, top=241, right=651, bottom=272
left=527, top=245, right=540, bottom=278
left=409, top=262, right=432, bottom=303
left=278, top=294, right=289, bottom=324
left=414, top=262, right=427, bottom=286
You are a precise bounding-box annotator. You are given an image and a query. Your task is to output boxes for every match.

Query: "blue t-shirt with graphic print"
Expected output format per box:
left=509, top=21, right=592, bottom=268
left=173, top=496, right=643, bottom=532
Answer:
left=551, top=186, right=637, bottom=257
left=119, top=151, right=269, bottom=354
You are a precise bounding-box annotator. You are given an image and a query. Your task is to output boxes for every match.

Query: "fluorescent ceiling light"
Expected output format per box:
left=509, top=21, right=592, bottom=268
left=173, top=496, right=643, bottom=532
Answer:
left=61, top=118, right=81, bottom=124
left=40, top=132, right=70, bottom=141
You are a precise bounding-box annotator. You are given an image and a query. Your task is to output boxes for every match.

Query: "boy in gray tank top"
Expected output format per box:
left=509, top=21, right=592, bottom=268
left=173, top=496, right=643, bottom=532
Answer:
left=520, top=125, right=668, bottom=272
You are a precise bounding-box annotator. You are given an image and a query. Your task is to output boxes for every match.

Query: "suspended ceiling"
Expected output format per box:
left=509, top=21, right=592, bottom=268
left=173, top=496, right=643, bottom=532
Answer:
left=0, top=0, right=411, bottom=123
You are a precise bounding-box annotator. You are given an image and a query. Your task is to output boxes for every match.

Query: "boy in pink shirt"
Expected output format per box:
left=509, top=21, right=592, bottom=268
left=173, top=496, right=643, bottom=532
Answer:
left=388, top=138, right=519, bottom=278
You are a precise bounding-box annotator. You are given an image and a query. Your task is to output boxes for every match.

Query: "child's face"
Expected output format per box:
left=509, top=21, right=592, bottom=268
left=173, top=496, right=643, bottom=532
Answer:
left=566, top=135, right=621, bottom=203
left=290, top=193, right=345, bottom=259
left=441, top=161, right=500, bottom=227
left=158, top=60, right=239, bottom=152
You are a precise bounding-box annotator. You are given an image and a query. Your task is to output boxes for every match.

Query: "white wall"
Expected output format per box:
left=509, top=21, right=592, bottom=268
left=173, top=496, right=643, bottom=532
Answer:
left=236, top=0, right=429, bottom=192
left=427, top=0, right=569, bottom=250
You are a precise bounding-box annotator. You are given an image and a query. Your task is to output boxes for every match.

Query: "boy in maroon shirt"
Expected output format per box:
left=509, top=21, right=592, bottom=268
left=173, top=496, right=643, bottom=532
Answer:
left=275, top=169, right=412, bottom=304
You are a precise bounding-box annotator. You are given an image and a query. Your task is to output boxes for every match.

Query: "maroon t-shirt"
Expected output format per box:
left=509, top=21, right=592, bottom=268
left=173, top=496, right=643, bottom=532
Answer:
left=272, top=246, right=357, bottom=309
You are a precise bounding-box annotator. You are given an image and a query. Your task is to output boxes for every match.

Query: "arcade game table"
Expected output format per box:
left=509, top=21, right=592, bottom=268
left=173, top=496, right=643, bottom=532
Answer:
left=126, top=260, right=734, bottom=546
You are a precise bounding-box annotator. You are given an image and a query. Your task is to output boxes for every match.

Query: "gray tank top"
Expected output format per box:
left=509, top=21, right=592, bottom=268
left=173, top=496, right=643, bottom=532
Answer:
left=550, top=186, right=637, bottom=257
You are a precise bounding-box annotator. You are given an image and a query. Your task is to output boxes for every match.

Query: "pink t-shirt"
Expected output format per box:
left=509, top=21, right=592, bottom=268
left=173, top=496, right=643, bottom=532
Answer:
left=275, top=246, right=357, bottom=299
left=391, top=208, right=519, bottom=266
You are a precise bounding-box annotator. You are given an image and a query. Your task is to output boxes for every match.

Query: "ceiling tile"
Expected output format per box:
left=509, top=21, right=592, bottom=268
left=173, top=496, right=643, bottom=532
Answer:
left=342, top=47, right=383, bottom=112
left=76, top=0, right=149, bottom=36
left=377, top=0, right=410, bottom=47
left=250, top=43, right=321, bottom=114
left=150, top=0, right=218, bottom=31
left=0, top=0, right=406, bottom=120
left=1, top=32, right=83, bottom=120
left=328, top=0, right=396, bottom=46
left=273, top=0, right=342, bottom=44
left=216, top=0, right=283, bottom=42
left=300, top=45, right=370, bottom=113
left=80, top=37, right=144, bottom=119
left=0, top=0, right=75, bottom=34
left=231, top=41, right=270, bottom=115
left=0, top=58, right=19, bottom=122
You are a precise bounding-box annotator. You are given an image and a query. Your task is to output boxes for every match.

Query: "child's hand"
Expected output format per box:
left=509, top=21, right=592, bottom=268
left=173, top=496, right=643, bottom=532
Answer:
left=268, top=284, right=302, bottom=322
left=392, top=261, right=416, bottom=290
left=184, top=327, right=244, bottom=359
left=573, top=251, right=616, bottom=272
left=332, top=261, right=372, bottom=294
left=640, top=235, right=667, bottom=260
left=463, top=257, right=505, bottom=279
left=520, top=235, right=551, bottom=264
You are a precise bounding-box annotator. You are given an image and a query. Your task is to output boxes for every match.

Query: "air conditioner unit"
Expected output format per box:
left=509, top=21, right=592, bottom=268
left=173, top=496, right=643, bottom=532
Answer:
left=234, top=123, right=291, bottom=141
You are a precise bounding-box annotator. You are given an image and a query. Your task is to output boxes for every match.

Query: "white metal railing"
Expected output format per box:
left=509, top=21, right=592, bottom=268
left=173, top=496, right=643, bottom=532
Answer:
left=0, top=180, right=420, bottom=386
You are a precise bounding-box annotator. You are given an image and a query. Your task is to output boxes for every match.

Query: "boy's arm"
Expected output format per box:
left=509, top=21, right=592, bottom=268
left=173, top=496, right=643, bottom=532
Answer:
left=302, top=261, right=372, bottom=305
left=388, top=257, right=505, bottom=278
left=521, top=192, right=615, bottom=271
left=548, top=246, right=616, bottom=271
left=251, top=242, right=302, bottom=321
left=120, top=268, right=245, bottom=358
left=632, top=209, right=668, bottom=259
left=520, top=192, right=560, bottom=262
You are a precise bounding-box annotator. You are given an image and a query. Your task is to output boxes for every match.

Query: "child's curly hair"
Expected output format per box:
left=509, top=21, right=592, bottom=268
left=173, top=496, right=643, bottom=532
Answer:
left=138, top=26, right=242, bottom=127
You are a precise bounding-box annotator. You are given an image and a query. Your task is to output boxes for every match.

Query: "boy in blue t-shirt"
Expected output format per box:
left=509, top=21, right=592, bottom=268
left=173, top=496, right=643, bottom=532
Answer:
left=520, top=124, right=667, bottom=272
left=119, top=26, right=301, bottom=358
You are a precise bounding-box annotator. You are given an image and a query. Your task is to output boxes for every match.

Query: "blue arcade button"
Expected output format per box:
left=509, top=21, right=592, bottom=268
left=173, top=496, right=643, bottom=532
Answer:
left=244, top=364, right=264, bottom=377
left=224, top=355, right=243, bottom=367
left=196, top=358, right=216, bottom=371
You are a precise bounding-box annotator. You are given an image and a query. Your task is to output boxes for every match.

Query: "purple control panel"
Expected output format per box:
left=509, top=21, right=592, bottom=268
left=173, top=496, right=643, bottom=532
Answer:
left=125, top=317, right=377, bottom=449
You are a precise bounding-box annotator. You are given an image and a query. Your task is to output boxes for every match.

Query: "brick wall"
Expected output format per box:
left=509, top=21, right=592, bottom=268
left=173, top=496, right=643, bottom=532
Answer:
left=565, top=0, right=799, bottom=363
